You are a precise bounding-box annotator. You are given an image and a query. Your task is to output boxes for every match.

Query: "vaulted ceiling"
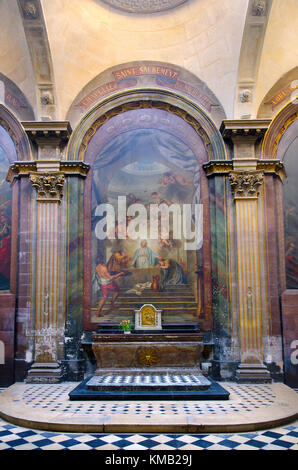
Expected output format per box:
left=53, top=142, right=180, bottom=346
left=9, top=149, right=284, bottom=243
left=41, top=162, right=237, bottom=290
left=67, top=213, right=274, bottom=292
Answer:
left=0, top=0, right=297, bottom=125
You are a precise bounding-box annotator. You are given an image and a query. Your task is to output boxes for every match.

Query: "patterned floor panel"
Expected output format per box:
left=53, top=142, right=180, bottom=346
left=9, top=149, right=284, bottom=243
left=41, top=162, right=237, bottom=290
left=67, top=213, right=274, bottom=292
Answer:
left=0, top=417, right=297, bottom=450
left=4, top=382, right=280, bottom=415
left=0, top=387, right=297, bottom=450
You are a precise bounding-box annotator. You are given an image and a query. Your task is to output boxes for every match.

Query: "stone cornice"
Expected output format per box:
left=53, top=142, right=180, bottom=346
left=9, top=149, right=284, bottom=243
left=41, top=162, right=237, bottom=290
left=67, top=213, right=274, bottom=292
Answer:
left=203, top=159, right=285, bottom=179
left=6, top=160, right=90, bottom=183
left=203, top=160, right=233, bottom=176
left=220, top=119, right=271, bottom=138
left=21, top=121, right=72, bottom=143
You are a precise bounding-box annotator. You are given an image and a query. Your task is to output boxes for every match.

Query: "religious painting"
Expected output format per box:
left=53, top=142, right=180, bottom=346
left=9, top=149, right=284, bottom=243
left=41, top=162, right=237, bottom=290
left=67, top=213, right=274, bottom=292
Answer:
left=279, top=119, right=298, bottom=289
left=90, top=127, right=201, bottom=323
left=0, top=125, right=16, bottom=291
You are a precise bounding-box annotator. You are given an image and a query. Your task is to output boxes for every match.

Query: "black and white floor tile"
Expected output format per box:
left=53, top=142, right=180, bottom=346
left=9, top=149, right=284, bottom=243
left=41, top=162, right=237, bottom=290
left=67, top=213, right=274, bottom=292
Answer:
left=0, top=419, right=297, bottom=450
left=0, top=387, right=297, bottom=450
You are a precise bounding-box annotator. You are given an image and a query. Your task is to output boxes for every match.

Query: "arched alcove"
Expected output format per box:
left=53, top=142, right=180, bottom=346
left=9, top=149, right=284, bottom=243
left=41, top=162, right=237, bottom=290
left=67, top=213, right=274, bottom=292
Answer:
left=65, top=88, right=228, bottom=336
left=261, top=101, right=298, bottom=387
left=0, top=104, right=31, bottom=386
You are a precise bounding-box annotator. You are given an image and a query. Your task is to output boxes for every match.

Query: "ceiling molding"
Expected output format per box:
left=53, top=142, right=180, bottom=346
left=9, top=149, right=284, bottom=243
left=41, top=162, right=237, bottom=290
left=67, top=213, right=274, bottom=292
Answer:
left=16, top=0, right=58, bottom=120
left=234, top=0, right=273, bottom=119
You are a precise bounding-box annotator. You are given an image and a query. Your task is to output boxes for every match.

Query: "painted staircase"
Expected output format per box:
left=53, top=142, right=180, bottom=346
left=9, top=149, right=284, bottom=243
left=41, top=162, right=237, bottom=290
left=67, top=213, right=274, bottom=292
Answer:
left=92, top=284, right=199, bottom=323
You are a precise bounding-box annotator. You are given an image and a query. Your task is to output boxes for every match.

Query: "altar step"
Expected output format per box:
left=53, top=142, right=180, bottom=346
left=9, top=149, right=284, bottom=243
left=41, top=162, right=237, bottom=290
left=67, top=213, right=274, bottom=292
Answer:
left=86, top=373, right=211, bottom=391
left=69, top=376, right=230, bottom=401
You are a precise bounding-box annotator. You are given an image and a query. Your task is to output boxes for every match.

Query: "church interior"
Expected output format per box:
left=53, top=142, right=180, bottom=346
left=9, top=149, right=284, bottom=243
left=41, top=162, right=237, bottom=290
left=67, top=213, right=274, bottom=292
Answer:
left=0, top=0, right=297, bottom=446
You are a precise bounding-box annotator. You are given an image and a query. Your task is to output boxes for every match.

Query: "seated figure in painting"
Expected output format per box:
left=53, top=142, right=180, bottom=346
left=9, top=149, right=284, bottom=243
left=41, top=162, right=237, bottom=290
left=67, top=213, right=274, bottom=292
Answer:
left=131, top=240, right=160, bottom=268
left=159, top=257, right=187, bottom=289
left=95, top=257, right=125, bottom=316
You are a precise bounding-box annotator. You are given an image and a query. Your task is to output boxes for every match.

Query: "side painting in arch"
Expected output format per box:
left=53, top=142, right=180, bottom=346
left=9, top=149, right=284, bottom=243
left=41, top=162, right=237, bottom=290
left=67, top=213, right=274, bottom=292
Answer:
left=278, top=119, right=298, bottom=289
left=0, top=125, right=16, bottom=290
left=88, top=125, right=203, bottom=324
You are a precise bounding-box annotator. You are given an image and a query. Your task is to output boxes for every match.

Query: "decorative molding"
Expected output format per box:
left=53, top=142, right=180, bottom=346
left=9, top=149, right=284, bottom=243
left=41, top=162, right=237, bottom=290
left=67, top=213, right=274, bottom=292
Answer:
left=203, top=159, right=284, bottom=180
left=77, top=100, right=214, bottom=162
left=100, top=0, right=188, bottom=13
left=203, top=160, right=233, bottom=176
left=220, top=119, right=271, bottom=139
left=6, top=162, right=37, bottom=183
left=59, top=161, right=90, bottom=177
left=7, top=160, right=89, bottom=183
left=261, top=102, right=298, bottom=159
left=256, top=160, right=286, bottom=180
left=229, top=171, right=264, bottom=199
left=22, top=121, right=72, bottom=142
left=67, top=89, right=228, bottom=163
left=239, top=90, right=252, bottom=104
left=40, top=89, right=54, bottom=106
left=137, top=347, right=158, bottom=367
left=29, top=172, right=65, bottom=203
left=22, top=121, right=72, bottom=163
left=0, top=105, right=32, bottom=161
left=252, top=0, right=267, bottom=16
left=17, top=0, right=58, bottom=119
left=19, top=0, right=40, bottom=19
left=234, top=0, right=273, bottom=118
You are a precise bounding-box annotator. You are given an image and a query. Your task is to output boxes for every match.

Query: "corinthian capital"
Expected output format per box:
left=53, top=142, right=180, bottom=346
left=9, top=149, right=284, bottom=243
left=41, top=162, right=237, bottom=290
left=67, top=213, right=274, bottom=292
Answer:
left=229, top=171, right=264, bottom=199
left=30, top=172, right=65, bottom=203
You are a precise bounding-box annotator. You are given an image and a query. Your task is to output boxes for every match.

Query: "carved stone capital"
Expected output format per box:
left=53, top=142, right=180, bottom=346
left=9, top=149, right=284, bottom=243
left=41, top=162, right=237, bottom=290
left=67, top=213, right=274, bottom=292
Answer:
left=30, top=171, right=65, bottom=203
left=229, top=171, right=264, bottom=199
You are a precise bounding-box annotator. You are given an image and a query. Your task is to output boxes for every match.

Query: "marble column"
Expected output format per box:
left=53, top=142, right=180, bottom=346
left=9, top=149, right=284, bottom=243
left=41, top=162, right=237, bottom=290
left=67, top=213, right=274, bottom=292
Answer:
left=221, top=120, right=272, bottom=382
left=229, top=170, right=271, bottom=381
left=18, top=122, right=72, bottom=383
left=25, top=172, right=65, bottom=383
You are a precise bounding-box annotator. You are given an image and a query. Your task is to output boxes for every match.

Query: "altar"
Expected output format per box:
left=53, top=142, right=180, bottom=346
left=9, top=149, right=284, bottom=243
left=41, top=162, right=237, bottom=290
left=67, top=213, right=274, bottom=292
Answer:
left=69, top=305, right=230, bottom=400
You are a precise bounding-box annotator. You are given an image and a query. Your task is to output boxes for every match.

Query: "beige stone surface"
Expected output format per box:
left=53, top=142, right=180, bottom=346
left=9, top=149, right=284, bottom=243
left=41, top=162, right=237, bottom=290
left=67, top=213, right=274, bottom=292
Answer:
left=0, top=1, right=297, bottom=123
left=0, top=0, right=36, bottom=111
left=41, top=0, right=248, bottom=120
left=0, top=382, right=297, bottom=433
left=255, top=0, right=298, bottom=117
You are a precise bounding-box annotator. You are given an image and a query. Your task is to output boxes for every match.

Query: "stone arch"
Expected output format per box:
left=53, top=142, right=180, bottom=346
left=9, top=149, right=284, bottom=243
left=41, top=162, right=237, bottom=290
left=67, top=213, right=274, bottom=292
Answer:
left=257, top=67, right=298, bottom=119
left=67, top=89, right=227, bottom=163
left=0, top=104, right=31, bottom=162
left=65, top=86, right=227, bottom=335
left=66, top=61, right=226, bottom=129
left=261, top=101, right=298, bottom=160
left=262, top=97, right=298, bottom=387
left=0, top=72, right=35, bottom=121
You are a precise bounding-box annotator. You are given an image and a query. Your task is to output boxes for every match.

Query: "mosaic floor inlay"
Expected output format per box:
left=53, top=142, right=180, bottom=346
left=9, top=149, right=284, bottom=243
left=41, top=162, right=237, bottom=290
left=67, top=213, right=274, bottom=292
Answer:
left=86, top=374, right=211, bottom=390
left=0, top=383, right=297, bottom=440
left=16, top=382, right=277, bottom=415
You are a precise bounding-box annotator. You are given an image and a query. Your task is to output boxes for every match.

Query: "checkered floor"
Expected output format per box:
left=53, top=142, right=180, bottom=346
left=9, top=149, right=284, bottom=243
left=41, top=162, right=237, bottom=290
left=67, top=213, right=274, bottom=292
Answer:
left=0, top=417, right=297, bottom=450
left=0, top=387, right=297, bottom=450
